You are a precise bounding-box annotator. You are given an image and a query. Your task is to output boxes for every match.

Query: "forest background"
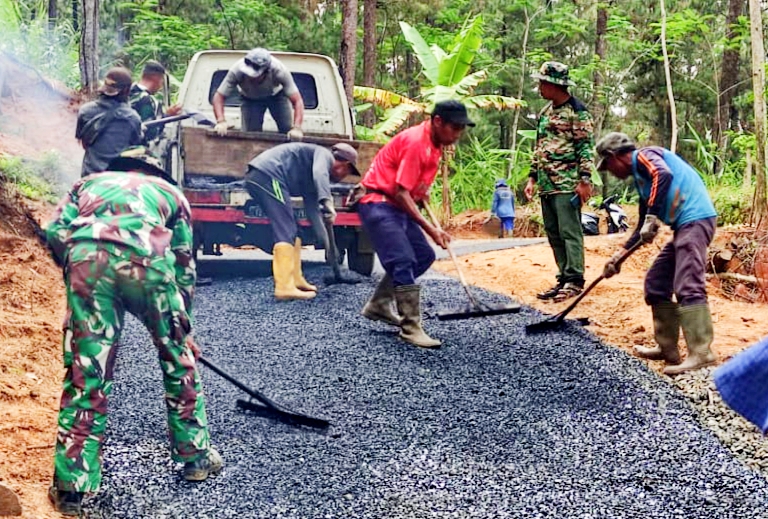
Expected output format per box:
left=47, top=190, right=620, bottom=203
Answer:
left=0, top=0, right=765, bottom=224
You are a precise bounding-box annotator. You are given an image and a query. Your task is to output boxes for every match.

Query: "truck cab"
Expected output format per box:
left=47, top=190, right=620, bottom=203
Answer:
left=165, top=50, right=380, bottom=275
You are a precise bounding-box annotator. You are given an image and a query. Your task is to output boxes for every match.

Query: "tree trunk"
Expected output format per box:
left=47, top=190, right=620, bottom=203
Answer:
left=72, top=0, right=78, bottom=31
left=79, top=0, right=99, bottom=95
left=48, top=0, right=58, bottom=30
left=339, top=0, right=358, bottom=109
left=594, top=1, right=610, bottom=197
left=749, top=0, right=768, bottom=225
left=714, top=0, right=745, bottom=173
left=660, top=0, right=678, bottom=152
left=361, top=0, right=377, bottom=127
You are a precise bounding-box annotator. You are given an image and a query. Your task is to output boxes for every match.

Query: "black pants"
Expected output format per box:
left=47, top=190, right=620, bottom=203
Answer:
left=241, top=95, right=292, bottom=133
left=245, top=167, right=296, bottom=245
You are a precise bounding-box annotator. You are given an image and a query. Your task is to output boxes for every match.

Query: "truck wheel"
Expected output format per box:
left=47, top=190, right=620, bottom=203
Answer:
left=347, top=247, right=374, bottom=276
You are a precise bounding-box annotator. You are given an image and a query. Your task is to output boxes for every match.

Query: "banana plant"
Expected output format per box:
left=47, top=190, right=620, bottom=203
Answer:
left=354, top=15, right=524, bottom=143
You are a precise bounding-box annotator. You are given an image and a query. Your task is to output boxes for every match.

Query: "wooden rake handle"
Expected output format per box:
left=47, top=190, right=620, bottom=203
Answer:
left=422, top=203, right=480, bottom=307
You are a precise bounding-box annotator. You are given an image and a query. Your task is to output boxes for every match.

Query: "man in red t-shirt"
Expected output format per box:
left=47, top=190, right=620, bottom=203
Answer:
left=358, top=100, right=474, bottom=348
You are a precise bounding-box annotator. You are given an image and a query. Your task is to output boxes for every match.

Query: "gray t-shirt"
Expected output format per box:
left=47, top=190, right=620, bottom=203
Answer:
left=217, top=58, right=299, bottom=100
left=247, top=143, right=333, bottom=202
left=75, top=96, right=143, bottom=176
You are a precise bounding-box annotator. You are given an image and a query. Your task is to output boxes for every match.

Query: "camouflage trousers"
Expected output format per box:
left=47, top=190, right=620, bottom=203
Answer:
left=54, top=241, right=210, bottom=493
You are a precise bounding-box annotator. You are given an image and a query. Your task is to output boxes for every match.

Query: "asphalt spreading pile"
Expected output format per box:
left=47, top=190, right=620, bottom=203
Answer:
left=84, top=269, right=768, bottom=518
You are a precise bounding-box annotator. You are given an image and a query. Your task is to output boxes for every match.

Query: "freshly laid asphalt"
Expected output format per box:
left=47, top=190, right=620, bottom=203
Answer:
left=84, top=257, right=768, bottom=518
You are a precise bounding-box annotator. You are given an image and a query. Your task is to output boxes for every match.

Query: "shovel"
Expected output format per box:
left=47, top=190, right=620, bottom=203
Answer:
left=525, top=241, right=642, bottom=334
left=198, top=356, right=330, bottom=430
left=322, top=216, right=362, bottom=285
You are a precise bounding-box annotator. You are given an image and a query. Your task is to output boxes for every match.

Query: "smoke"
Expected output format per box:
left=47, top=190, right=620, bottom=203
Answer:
left=0, top=52, right=83, bottom=189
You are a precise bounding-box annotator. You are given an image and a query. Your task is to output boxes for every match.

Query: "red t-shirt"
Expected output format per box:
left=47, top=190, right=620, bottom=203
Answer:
left=360, top=121, right=442, bottom=204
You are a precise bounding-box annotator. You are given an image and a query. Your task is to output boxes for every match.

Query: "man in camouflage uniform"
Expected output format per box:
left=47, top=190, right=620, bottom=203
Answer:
left=45, top=148, right=221, bottom=516
left=524, top=61, right=595, bottom=302
left=130, top=60, right=182, bottom=143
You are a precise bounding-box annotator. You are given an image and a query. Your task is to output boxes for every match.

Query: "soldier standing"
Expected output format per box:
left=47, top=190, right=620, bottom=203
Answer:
left=45, top=148, right=221, bottom=516
left=75, top=67, right=143, bottom=177
left=524, top=61, right=594, bottom=302
left=129, top=60, right=183, bottom=143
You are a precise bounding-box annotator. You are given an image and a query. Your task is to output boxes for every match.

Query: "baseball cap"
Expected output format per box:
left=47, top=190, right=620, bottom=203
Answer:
left=332, top=143, right=360, bottom=176
left=431, top=100, right=476, bottom=127
left=240, top=48, right=272, bottom=78
left=108, top=146, right=175, bottom=184
left=142, top=60, right=167, bottom=76
left=595, top=132, right=636, bottom=171
left=98, top=67, right=133, bottom=97
left=531, top=61, right=575, bottom=87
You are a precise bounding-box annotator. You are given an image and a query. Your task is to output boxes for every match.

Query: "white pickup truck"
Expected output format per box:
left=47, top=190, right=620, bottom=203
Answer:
left=163, top=50, right=382, bottom=275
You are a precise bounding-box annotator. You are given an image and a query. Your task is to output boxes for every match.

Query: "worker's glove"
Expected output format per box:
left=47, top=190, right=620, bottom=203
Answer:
left=640, top=214, right=660, bottom=243
left=602, top=249, right=626, bottom=279
left=287, top=126, right=304, bottom=141
left=214, top=121, right=229, bottom=137
left=320, top=199, right=337, bottom=224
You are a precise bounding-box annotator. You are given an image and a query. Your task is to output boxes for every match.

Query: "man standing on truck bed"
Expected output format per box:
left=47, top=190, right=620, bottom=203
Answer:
left=245, top=142, right=358, bottom=301
left=357, top=100, right=473, bottom=349
left=76, top=67, right=143, bottom=177
left=212, top=48, right=304, bottom=140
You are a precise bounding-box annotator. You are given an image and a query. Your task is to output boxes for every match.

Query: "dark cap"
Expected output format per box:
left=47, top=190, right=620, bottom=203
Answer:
left=98, top=67, right=133, bottom=97
left=595, top=132, right=636, bottom=170
left=332, top=143, right=360, bottom=176
left=431, top=100, right=476, bottom=127
left=142, top=60, right=166, bottom=76
left=108, top=146, right=175, bottom=184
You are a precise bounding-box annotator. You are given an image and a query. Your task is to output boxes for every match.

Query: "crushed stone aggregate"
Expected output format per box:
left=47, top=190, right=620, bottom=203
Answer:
left=84, top=267, right=768, bottom=518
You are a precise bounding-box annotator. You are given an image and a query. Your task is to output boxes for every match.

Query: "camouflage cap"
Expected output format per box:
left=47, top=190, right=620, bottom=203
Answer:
left=531, top=61, right=575, bottom=87
left=108, top=146, right=175, bottom=184
left=595, top=132, right=636, bottom=170
left=98, top=67, right=133, bottom=97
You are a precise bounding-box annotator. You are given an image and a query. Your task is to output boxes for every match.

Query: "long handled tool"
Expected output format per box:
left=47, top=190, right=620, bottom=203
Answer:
left=144, top=109, right=215, bottom=129
left=422, top=204, right=521, bottom=321
left=322, top=217, right=362, bottom=285
left=198, top=356, right=330, bottom=430
left=525, top=241, right=642, bottom=334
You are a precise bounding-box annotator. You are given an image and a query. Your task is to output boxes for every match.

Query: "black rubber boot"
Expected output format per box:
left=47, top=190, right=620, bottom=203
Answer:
left=48, top=484, right=84, bottom=516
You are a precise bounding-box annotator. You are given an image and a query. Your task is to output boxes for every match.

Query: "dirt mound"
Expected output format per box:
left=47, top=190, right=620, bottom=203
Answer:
left=0, top=178, right=65, bottom=519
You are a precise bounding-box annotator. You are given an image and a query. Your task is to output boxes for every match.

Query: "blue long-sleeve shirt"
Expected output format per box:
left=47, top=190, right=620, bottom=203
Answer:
left=491, top=186, right=515, bottom=218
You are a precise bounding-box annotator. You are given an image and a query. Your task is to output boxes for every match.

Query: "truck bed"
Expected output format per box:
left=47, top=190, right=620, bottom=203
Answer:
left=181, top=126, right=381, bottom=180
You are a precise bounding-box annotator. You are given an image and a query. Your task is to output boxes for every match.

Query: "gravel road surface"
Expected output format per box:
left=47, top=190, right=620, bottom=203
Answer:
left=84, top=262, right=768, bottom=518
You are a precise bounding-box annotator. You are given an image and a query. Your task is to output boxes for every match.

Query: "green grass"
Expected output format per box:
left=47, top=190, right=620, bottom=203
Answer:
left=0, top=153, right=61, bottom=202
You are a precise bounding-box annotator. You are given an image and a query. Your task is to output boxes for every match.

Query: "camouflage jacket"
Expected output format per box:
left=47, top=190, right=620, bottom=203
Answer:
left=130, top=83, right=163, bottom=142
left=45, top=171, right=196, bottom=311
left=529, top=96, right=595, bottom=194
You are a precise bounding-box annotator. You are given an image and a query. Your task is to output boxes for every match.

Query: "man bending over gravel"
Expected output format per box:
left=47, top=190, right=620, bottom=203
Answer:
left=596, top=132, right=718, bottom=376
left=44, top=147, right=222, bottom=516
left=357, top=100, right=474, bottom=348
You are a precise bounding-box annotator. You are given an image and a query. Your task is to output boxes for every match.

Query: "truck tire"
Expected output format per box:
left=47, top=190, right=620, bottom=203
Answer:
left=347, top=247, right=374, bottom=276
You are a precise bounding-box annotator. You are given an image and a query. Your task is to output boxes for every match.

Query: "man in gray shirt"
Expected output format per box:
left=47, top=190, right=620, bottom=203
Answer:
left=213, top=48, right=305, bottom=140
left=75, top=67, right=143, bottom=177
left=245, top=142, right=358, bottom=301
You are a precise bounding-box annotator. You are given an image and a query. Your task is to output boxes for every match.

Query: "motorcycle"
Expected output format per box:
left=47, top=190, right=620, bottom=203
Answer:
left=581, top=195, right=629, bottom=236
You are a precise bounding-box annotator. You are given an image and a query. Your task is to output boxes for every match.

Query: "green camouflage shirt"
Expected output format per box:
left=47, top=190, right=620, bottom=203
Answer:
left=46, top=171, right=196, bottom=311
left=130, top=83, right=163, bottom=141
left=529, top=96, right=595, bottom=194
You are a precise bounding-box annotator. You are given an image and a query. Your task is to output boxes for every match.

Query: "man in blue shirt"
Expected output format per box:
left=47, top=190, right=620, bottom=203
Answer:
left=489, top=179, right=515, bottom=238
left=596, top=132, right=718, bottom=376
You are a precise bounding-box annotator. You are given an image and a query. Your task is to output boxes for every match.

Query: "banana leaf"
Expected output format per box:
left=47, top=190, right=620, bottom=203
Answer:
left=455, top=70, right=488, bottom=96
left=374, top=103, right=425, bottom=137
left=438, top=15, right=484, bottom=87
left=399, top=21, right=439, bottom=85
left=463, top=94, right=525, bottom=111
left=353, top=85, right=420, bottom=110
